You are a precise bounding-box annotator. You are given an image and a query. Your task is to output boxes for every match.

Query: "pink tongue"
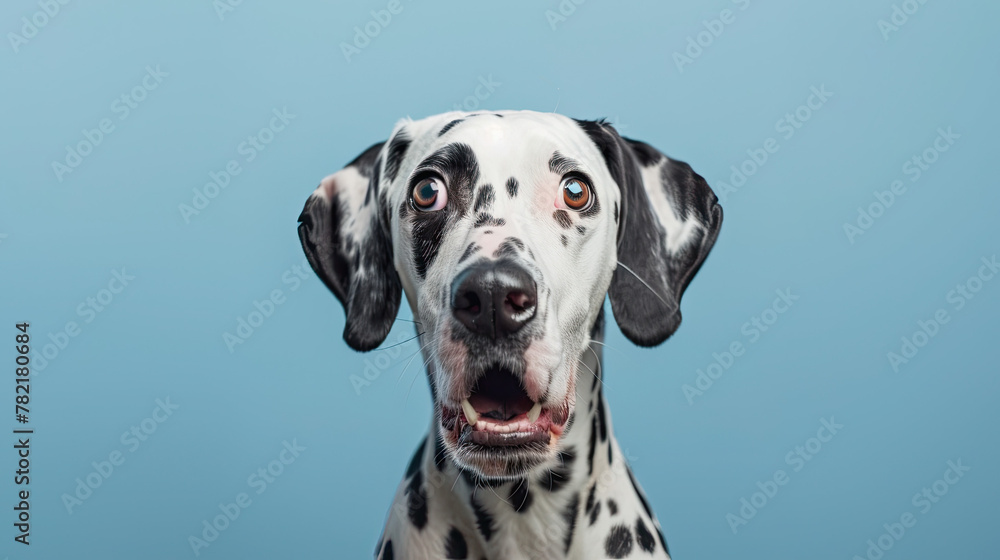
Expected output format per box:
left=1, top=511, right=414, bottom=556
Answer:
left=468, top=393, right=533, bottom=421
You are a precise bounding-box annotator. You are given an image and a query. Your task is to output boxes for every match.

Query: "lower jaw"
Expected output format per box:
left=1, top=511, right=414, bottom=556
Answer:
left=459, top=424, right=551, bottom=447
left=440, top=406, right=570, bottom=478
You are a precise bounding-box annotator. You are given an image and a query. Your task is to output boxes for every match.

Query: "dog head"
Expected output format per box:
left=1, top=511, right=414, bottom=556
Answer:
left=299, top=111, right=721, bottom=479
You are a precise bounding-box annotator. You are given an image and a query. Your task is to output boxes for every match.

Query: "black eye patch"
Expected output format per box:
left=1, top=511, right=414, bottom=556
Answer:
left=401, top=143, right=480, bottom=279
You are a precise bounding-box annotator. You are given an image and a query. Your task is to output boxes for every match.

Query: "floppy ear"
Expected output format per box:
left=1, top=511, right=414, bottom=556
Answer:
left=576, top=120, right=723, bottom=347
left=297, top=141, right=403, bottom=351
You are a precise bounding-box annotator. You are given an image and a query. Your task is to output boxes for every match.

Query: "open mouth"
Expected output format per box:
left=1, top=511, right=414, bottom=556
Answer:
left=441, top=364, right=570, bottom=453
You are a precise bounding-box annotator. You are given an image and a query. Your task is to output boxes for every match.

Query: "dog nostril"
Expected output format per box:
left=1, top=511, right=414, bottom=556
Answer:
left=505, top=291, right=533, bottom=314
left=458, top=293, right=481, bottom=314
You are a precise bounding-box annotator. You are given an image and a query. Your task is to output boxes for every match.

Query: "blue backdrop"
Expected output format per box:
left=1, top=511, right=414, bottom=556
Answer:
left=2, top=1, right=998, bottom=558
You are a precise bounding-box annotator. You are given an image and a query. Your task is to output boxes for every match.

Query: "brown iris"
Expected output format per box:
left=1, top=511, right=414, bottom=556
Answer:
left=562, top=177, right=591, bottom=210
left=412, top=177, right=443, bottom=210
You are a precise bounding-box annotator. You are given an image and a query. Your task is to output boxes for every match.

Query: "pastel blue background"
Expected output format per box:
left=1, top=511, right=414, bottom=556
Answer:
left=2, top=0, right=998, bottom=558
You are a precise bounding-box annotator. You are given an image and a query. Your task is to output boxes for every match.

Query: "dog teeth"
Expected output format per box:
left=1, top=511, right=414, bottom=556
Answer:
left=527, top=402, right=542, bottom=423
left=461, top=399, right=479, bottom=424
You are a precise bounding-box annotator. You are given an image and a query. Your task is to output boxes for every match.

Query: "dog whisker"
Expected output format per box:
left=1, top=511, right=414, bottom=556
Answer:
left=615, top=260, right=674, bottom=312
left=588, top=338, right=623, bottom=355
left=576, top=356, right=604, bottom=389
left=377, top=332, right=424, bottom=352
left=395, top=335, right=437, bottom=388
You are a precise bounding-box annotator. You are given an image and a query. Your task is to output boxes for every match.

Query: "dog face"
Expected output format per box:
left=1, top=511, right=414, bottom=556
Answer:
left=299, top=111, right=722, bottom=479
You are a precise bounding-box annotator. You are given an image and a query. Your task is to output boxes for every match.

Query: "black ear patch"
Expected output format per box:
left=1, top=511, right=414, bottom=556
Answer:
left=575, top=120, right=722, bottom=347
left=297, top=141, right=403, bottom=351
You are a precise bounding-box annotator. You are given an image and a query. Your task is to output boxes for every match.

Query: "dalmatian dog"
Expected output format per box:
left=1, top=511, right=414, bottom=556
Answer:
left=297, top=110, right=722, bottom=559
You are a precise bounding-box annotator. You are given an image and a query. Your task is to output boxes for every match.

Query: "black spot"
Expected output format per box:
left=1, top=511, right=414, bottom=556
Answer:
left=505, top=177, right=518, bottom=198
left=510, top=478, right=533, bottom=513
left=473, top=184, right=495, bottom=214
left=608, top=440, right=613, bottom=466
left=636, top=517, right=656, bottom=553
left=380, top=539, right=394, bottom=560
left=553, top=210, right=573, bottom=229
left=576, top=225, right=586, bottom=235
left=549, top=151, right=582, bottom=175
left=433, top=435, right=448, bottom=471
left=627, top=466, right=653, bottom=520
left=587, top=416, right=597, bottom=475
left=439, top=119, right=464, bottom=136
left=585, top=482, right=597, bottom=513
left=474, top=214, right=505, bottom=228
left=539, top=448, right=576, bottom=492
left=483, top=230, right=493, bottom=235
left=458, top=242, right=481, bottom=264
left=445, top=526, right=468, bottom=559
left=562, top=493, right=580, bottom=554
left=406, top=438, right=426, bottom=479
left=613, top=201, right=620, bottom=224
left=493, top=113, right=504, bottom=118
left=493, top=237, right=525, bottom=259
left=560, top=234, right=568, bottom=247
left=608, top=499, right=618, bottom=516
left=596, top=397, right=608, bottom=442
left=605, top=525, right=633, bottom=558
left=385, top=130, right=411, bottom=182
left=470, top=495, right=495, bottom=541
left=589, top=499, right=602, bottom=526
left=406, top=471, right=428, bottom=530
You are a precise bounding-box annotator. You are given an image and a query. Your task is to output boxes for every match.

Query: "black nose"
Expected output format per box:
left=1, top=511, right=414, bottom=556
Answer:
left=451, top=261, right=537, bottom=338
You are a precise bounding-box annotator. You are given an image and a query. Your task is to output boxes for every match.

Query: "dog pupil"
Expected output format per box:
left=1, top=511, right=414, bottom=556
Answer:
left=418, top=183, right=437, bottom=203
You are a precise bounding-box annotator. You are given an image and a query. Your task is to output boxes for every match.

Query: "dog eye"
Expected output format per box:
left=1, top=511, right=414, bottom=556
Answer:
left=411, top=176, right=448, bottom=211
left=561, top=177, right=592, bottom=211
